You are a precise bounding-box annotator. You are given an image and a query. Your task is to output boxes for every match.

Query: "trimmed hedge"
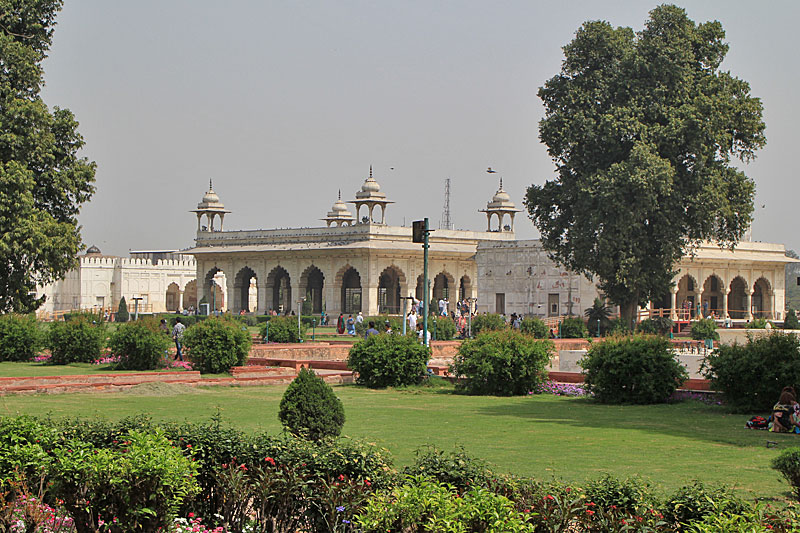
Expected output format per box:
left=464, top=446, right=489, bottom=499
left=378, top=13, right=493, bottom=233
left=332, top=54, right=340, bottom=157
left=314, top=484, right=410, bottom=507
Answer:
left=470, top=313, right=507, bottom=335
left=347, top=334, right=431, bottom=388
left=450, top=330, right=554, bottom=395
left=108, top=318, right=172, bottom=370
left=183, top=317, right=251, bottom=373
left=261, top=315, right=306, bottom=343
left=580, top=335, right=688, bottom=404
left=0, top=314, right=41, bottom=362
left=47, top=317, right=106, bottom=364
left=703, top=331, right=800, bottom=411
left=520, top=317, right=548, bottom=338
left=559, top=317, right=588, bottom=338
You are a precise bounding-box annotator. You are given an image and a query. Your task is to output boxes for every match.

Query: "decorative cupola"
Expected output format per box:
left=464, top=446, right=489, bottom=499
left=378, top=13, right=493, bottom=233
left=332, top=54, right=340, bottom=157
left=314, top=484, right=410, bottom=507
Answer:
left=191, top=179, right=230, bottom=232
left=322, top=190, right=355, bottom=227
left=479, top=178, right=521, bottom=232
left=349, top=166, right=393, bottom=224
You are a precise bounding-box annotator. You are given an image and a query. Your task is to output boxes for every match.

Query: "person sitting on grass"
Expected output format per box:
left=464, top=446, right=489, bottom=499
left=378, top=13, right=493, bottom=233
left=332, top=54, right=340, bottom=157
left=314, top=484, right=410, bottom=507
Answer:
left=771, top=388, right=800, bottom=433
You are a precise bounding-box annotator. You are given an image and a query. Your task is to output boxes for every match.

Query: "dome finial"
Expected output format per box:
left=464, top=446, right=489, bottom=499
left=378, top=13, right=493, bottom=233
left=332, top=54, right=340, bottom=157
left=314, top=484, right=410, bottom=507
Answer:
left=369, top=165, right=373, bottom=178
left=499, top=177, right=503, bottom=190
left=209, top=178, right=213, bottom=190
left=338, top=189, right=341, bottom=200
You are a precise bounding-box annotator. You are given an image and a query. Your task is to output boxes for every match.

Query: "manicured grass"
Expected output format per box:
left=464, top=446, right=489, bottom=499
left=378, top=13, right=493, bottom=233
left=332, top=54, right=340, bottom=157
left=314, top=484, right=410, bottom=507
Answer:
left=0, top=361, right=196, bottom=377
left=0, top=383, right=790, bottom=499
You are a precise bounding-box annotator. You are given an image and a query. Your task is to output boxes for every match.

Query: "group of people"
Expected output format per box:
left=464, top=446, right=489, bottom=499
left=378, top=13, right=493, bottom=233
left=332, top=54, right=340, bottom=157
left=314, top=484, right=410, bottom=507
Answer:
left=772, top=387, right=800, bottom=433
left=336, top=311, right=363, bottom=336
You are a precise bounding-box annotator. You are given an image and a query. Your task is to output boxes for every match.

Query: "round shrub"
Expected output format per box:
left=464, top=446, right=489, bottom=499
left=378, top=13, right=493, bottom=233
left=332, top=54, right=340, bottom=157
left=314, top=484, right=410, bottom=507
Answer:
left=0, top=314, right=41, bottom=362
left=108, top=318, right=172, bottom=370
left=183, top=317, right=251, bottom=374
left=691, top=318, right=719, bottom=340
left=347, top=334, right=430, bottom=388
left=450, top=330, right=554, bottom=395
left=355, top=316, right=404, bottom=337
left=772, top=447, right=800, bottom=501
left=521, top=316, right=548, bottom=338
left=786, top=309, right=800, bottom=330
left=470, top=313, right=507, bottom=335
left=47, top=317, right=106, bottom=364
left=583, top=474, right=655, bottom=515
left=559, top=317, right=588, bottom=338
left=580, top=335, right=688, bottom=404
left=261, top=315, right=306, bottom=343
left=279, top=367, right=345, bottom=441
left=703, top=331, right=800, bottom=411
left=431, top=316, right=457, bottom=340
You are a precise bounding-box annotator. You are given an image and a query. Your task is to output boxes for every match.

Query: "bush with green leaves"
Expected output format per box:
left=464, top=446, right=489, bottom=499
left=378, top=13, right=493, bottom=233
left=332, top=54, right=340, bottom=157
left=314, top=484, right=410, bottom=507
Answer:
left=559, top=317, right=588, bottom=338
left=47, top=429, right=198, bottom=532
left=772, top=447, right=800, bottom=501
left=580, top=335, right=688, bottom=404
left=637, top=316, right=675, bottom=336
left=703, top=331, right=800, bottom=411
left=691, top=318, right=719, bottom=340
left=107, top=318, right=171, bottom=370
left=261, top=315, right=306, bottom=343
left=403, top=446, right=492, bottom=491
left=470, top=313, right=507, bottom=335
left=450, top=330, right=554, bottom=395
left=115, top=296, right=129, bottom=322
left=606, top=318, right=632, bottom=336
left=46, top=317, right=106, bottom=364
left=584, top=474, right=655, bottom=515
left=347, top=334, right=430, bottom=388
left=279, top=367, right=345, bottom=441
left=356, top=476, right=529, bottom=533
left=431, top=316, right=457, bottom=340
left=661, top=481, right=746, bottom=529
left=0, top=314, right=41, bottom=362
left=520, top=317, right=548, bottom=338
left=786, top=309, right=800, bottom=330
left=746, top=317, right=772, bottom=329
left=183, top=317, right=251, bottom=373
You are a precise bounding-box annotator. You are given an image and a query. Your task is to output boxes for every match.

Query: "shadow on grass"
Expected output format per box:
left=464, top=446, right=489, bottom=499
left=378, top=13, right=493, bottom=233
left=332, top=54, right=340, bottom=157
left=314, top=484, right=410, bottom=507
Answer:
left=475, top=395, right=789, bottom=449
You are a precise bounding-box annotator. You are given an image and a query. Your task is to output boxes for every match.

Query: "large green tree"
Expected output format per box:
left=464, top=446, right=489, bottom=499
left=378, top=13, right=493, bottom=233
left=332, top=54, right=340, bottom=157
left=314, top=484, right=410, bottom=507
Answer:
left=0, top=0, right=95, bottom=312
left=525, top=5, right=765, bottom=327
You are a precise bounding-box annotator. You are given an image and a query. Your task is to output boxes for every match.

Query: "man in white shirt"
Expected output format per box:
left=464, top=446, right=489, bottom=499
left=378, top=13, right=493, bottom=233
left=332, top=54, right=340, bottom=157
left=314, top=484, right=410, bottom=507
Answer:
left=356, top=311, right=364, bottom=324
left=408, top=310, right=417, bottom=332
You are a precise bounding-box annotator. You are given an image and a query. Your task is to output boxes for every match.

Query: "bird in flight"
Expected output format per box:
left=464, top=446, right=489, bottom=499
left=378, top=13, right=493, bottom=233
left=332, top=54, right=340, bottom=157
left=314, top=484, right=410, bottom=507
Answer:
left=486, top=167, right=497, bottom=173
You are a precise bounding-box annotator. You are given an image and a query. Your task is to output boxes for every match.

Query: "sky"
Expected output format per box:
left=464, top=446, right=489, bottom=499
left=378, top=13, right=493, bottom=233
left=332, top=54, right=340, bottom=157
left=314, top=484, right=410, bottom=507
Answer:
left=38, top=1, right=800, bottom=256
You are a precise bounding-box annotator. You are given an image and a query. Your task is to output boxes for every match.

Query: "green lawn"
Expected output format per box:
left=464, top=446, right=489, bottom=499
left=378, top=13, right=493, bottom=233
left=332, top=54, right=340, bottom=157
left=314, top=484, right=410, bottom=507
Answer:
left=0, top=383, right=790, bottom=499
left=0, top=361, right=141, bottom=377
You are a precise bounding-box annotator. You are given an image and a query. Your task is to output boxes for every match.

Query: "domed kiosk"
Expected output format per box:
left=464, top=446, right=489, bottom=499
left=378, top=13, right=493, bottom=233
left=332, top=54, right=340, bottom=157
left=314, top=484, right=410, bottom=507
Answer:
left=191, top=180, right=230, bottom=232
left=479, top=178, right=521, bottom=232
left=349, top=166, right=393, bottom=224
left=322, top=190, right=355, bottom=227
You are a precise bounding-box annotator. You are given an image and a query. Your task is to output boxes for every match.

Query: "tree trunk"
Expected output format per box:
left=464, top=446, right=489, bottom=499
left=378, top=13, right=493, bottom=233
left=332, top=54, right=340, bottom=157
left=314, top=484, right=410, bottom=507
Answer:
left=619, top=292, right=640, bottom=331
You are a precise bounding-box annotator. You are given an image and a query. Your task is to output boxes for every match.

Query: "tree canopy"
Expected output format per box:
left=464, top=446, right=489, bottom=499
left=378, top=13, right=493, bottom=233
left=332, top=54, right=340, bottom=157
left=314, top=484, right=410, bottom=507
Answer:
left=0, top=0, right=96, bottom=312
left=525, top=5, right=765, bottom=326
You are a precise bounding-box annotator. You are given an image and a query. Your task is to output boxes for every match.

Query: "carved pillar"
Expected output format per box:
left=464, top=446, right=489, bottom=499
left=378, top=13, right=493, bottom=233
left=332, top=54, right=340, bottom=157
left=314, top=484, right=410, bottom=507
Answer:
left=670, top=290, right=678, bottom=320
left=745, top=291, right=753, bottom=321
left=722, top=289, right=729, bottom=319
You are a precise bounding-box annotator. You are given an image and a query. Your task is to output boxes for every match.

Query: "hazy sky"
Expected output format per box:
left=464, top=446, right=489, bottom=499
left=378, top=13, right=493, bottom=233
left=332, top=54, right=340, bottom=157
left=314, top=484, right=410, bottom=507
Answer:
left=39, top=1, right=800, bottom=256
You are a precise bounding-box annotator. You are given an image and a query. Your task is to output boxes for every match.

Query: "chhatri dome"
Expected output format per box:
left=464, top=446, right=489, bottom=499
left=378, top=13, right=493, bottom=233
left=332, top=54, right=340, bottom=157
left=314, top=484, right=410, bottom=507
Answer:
left=349, top=166, right=393, bottom=224
left=191, top=179, right=230, bottom=232
left=322, top=190, right=355, bottom=227
left=479, top=177, right=521, bottom=232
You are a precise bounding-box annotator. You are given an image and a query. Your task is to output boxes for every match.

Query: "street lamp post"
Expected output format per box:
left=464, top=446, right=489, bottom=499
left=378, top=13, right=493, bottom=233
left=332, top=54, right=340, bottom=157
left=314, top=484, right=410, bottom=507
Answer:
left=131, top=297, right=143, bottom=321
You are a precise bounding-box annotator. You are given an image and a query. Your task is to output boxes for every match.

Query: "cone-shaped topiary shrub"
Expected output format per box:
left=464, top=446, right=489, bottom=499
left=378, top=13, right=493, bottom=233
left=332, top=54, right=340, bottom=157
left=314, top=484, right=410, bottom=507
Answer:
left=116, top=296, right=129, bottom=322
left=279, top=367, right=345, bottom=441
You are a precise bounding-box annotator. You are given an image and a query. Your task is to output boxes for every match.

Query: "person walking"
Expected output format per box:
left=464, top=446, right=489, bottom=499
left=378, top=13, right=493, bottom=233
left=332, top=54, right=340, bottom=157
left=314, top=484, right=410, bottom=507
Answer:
left=346, top=314, right=356, bottom=335
left=172, top=317, right=186, bottom=361
left=337, top=313, right=345, bottom=334
left=408, top=309, right=417, bottom=332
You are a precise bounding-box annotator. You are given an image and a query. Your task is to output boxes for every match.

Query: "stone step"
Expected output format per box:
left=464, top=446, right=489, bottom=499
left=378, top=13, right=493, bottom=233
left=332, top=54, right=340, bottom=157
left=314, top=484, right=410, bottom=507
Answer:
left=0, top=371, right=201, bottom=389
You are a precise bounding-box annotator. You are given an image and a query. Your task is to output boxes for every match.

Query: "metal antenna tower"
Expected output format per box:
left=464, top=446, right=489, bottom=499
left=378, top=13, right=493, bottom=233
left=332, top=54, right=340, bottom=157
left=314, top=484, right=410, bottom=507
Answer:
left=440, top=178, right=453, bottom=230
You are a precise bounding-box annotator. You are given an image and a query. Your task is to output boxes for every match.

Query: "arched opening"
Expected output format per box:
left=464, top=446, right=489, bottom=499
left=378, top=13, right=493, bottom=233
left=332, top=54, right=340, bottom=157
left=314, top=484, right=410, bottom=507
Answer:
left=459, top=275, right=472, bottom=301
left=266, top=266, right=292, bottom=314
left=676, top=274, right=698, bottom=319
left=378, top=266, right=404, bottom=314
left=341, top=267, right=362, bottom=314
left=234, top=266, right=258, bottom=313
left=204, top=268, right=226, bottom=312
left=301, top=265, right=325, bottom=314
left=165, top=282, right=180, bottom=312
left=753, top=277, right=773, bottom=319
left=728, top=277, right=748, bottom=319
left=433, top=272, right=451, bottom=302
left=183, top=280, right=197, bottom=310
left=702, top=275, right=724, bottom=318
